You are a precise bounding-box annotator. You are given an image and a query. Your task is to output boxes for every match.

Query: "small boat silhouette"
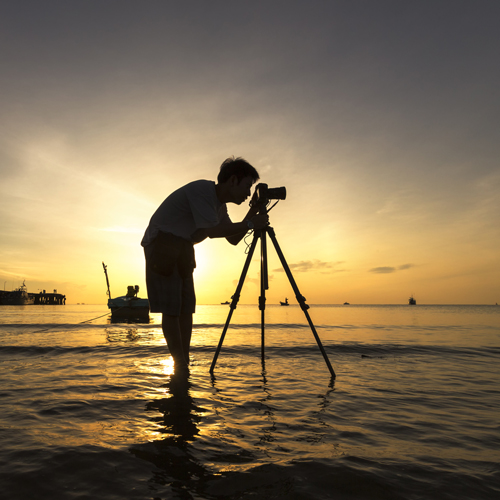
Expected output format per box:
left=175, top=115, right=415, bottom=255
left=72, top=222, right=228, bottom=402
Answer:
left=102, top=262, right=149, bottom=322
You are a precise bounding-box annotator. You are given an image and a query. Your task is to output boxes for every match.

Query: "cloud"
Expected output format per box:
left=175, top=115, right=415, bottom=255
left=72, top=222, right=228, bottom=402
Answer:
left=273, top=260, right=345, bottom=273
left=369, top=264, right=415, bottom=274
left=397, top=264, right=415, bottom=271
left=370, top=267, right=396, bottom=274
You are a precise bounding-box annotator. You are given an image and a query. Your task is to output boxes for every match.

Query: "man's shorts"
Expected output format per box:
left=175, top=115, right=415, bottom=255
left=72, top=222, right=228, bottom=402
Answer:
left=144, top=245, right=196, bottom=316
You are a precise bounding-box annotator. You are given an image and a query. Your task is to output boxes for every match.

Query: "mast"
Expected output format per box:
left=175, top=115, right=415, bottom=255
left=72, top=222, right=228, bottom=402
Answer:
left=102, top=262, right=112, bottom=299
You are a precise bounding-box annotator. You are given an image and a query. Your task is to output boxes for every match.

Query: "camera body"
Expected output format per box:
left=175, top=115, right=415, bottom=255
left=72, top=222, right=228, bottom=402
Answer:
left=254, top=183, right=287, bottom=206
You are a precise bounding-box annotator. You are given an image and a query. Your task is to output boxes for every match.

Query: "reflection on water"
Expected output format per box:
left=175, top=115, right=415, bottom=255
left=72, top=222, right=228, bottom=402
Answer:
left=108, top=315, right=151, bottom=325
left=106, top=327, right=140, bottom=343
left=130, top=372, right=212, bottom=497
left=146, top=374, right=204, bottom=442
left=132, top=358, right=341, bottom=493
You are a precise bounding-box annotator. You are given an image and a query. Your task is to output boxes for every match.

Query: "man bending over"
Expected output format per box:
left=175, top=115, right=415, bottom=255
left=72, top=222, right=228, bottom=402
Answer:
left=141, top=157, right=268, bottom=372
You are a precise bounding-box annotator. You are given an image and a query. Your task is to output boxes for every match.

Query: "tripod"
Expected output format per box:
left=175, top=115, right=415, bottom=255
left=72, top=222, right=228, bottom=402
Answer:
left=209, top=216, right=336, bottom=379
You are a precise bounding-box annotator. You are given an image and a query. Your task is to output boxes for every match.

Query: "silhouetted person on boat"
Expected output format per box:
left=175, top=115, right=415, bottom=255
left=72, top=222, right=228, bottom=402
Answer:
left=141, top=157, right=268, bottom=373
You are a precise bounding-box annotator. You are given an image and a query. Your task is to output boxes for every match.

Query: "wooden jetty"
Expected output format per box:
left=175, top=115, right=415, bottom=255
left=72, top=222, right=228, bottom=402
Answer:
left=32, top=290, right=66, bottom=305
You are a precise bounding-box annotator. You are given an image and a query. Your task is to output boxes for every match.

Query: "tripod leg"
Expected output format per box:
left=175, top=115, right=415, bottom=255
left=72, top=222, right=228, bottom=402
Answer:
left=210, top=231, right=260, bottom=374
left=267, top=227, right=336, bottom=379
left=259, top=229, right=268, bottom=365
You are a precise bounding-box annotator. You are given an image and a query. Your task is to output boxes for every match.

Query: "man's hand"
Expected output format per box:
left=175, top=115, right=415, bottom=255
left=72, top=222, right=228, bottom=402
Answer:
left=249, top=190, right=260, bottom=208
left=250, top=213, right=269, bottom=229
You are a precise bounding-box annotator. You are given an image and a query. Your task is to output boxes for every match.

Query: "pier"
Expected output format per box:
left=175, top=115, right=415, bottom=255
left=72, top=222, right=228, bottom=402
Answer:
left=32, top=291, right=66, bottom=305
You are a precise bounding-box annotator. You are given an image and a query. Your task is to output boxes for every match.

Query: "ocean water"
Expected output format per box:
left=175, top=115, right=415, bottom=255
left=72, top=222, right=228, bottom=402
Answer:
left=0, top=304, right=499, bottom=500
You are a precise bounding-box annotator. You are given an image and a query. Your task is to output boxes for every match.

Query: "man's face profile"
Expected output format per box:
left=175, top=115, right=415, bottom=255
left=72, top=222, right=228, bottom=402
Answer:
left=229, top=175, right=254, bottom=205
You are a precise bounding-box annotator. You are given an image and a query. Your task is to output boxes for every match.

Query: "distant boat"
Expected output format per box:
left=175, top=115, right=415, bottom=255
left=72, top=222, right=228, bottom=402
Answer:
left=408, top=295, right=417, bottom=305
left=103, top=262, right=149, bottom=322
left=280, top=298, right=289, bottom=306
left=343, top=302, right=350, bottom=305
left=221, top=301, right=230, bottom=305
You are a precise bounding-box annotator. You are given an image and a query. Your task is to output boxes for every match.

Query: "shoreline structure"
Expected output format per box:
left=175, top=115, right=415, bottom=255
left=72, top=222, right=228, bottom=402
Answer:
left=0, top=282, right=66, bottom=305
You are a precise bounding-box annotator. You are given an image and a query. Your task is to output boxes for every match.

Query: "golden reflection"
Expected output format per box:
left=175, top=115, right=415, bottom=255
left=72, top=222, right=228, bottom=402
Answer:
left=144, top=373, right=204, bottom=442
left=159, top=357, right=175, bottom=376
left=105, top=327, right=139, bottom=342
left=131, top=358, right=176, bottom=390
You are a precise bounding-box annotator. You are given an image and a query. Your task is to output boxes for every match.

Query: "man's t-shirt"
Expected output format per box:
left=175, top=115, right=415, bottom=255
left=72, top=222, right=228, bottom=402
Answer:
left=141, top=180, right=231, bottom=246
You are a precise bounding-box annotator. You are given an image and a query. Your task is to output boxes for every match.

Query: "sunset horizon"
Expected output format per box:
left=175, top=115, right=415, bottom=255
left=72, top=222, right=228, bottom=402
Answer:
left=1, top=1, right=499, bottom=307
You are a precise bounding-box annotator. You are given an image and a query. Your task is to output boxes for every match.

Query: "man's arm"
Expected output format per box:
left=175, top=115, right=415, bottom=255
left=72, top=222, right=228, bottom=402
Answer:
left=224, top=204, right=262, bottom=245
left=224, top=191, right=268, bottom=245
left=202, top=210, right=268, bottom=245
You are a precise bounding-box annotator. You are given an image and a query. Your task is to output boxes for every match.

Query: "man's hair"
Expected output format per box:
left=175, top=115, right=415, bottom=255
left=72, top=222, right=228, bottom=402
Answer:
left=217, top=157, right=260, bottom=184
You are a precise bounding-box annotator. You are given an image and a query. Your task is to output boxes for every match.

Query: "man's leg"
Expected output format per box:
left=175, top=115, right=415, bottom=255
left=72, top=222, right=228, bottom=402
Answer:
left=162, top=313, right=193, bottom=368
left=179, top=313, right=193, bottom=362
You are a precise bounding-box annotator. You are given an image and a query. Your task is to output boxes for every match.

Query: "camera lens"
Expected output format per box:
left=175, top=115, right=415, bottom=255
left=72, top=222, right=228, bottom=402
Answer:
left=267, top=187, right=286, bottom=200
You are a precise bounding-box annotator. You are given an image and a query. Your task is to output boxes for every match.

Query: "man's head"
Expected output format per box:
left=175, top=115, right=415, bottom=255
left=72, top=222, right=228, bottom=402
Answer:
left=216, top=157, right=260, bottom=205
left=217, top=157, right=259, bottom=184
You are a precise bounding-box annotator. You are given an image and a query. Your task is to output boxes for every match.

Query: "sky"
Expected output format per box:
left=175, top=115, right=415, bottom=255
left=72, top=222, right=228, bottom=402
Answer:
left=1, top=0, right=499, bottom=305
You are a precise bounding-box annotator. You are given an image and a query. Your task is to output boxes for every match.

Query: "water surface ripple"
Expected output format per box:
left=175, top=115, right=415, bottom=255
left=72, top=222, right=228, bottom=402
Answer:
left=0, top=304, right=499, bottom=499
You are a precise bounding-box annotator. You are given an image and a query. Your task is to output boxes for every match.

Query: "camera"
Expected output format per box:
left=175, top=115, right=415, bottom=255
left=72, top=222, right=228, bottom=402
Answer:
left=254, top=183, right=287, bottom=205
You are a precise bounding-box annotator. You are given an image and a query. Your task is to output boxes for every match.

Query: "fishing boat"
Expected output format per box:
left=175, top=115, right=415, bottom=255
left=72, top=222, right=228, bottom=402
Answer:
left=280, top=298, right=289, bottom=306
left=102, top=262, right=149, bottom=321
left=408, top=295, right=417, bottom=305
left=221, top=300, right=230, bottom=305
